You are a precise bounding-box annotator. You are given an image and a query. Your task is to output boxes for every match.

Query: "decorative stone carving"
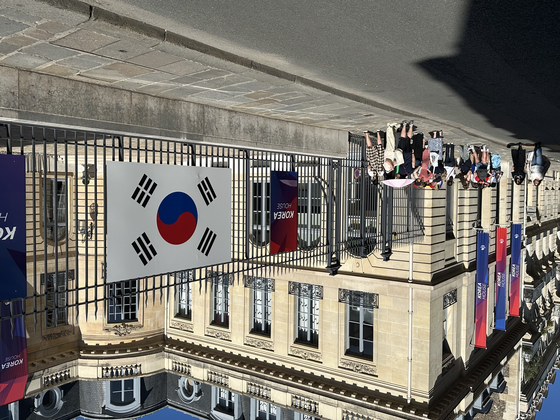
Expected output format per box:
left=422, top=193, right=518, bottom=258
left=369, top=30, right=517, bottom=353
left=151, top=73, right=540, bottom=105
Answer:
left=339, top=359, right=377, bottom=376
left=205, top=328, right=231, bottom=341
left=443, top=289, right=458, bottom=309
left=244, top=336, right=274, bottom=351
left=172, top=361, right=191, bottom=375
left=104, top=323, right=143, bottom=336
left=102, top=364, right=141, bottom=378
left=288, top=282, right=323, bottom=299
left=289, top=346, right=322, bottom=362
left=170, top=320, right=194, bottom=332
left=42, top=329, right=73, bottom=340
left=43, top=368, right=71, bottom=387
left=244, top=276, right=275, bottom=291
left=206, top=271, right=234, bottom=285
left=339, top=289, right=378, bottom=309
left=247, top=382, right=271, bottom=399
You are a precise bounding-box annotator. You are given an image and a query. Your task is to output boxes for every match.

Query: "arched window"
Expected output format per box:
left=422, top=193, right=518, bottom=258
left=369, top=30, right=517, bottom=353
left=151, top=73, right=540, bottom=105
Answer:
left=34, top=388, right=63, bottom=417
left=105, top=378, right=140, bottom=414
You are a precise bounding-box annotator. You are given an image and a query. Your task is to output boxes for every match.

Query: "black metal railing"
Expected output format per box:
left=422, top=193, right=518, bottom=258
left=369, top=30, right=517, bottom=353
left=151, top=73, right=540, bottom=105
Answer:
left=0, top=122, right=424, bottom=327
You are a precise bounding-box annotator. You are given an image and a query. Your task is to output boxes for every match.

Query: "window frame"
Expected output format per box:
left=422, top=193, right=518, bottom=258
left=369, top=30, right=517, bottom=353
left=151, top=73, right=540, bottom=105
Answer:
left=346, top=303, right=374, bottom=359
left=176, top=271, right=193, bottom=320
left=211, top=274, right=230, bottom=328
left=44, top=271, right=69, bottom=329
left=251, top=180, right=271, bottom=246
left=107, top=280, right=138, bottom=323
left=289, top=282, right=323, bottom=348
left=297, top=179, right=322, bottom=250
left=42, top=177, right=68, bottom=244
left=105, top=378, right=141, bottom=414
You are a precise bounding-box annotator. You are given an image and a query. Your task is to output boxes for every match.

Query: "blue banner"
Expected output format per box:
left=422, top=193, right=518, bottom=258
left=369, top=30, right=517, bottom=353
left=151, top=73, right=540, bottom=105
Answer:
left=475, top=231, right=489, bottom=348
left=0, top=155, right=27, bottom=300
left=0, top=154, right=28, bottom=405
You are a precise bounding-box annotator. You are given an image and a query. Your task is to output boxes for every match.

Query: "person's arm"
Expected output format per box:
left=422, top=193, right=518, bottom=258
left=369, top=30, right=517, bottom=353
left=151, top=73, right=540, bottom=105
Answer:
left=542, top=156, right=551, bottom=176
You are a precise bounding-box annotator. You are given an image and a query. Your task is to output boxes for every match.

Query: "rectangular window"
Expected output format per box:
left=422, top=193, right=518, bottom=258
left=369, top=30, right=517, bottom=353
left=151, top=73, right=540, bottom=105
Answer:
left=290, top=282, right=322, bottom=347
left=176, top=271, right=193, bottom=320
left=340, top=290, right=377, bottom=360
left=217, top=388, right=235, bottom=413
left=257, top=400, right=277, bottom=420
left=297, top=180, right=321, bottom=249
left=251, top=181, right=270, bottom=246
left=296, top=295, right=319, bottom=346
left=107, top=280, right=138, bottom=323
left=252, top=284, right=272, bottom=335
left=44, top=178, right=67, bottom=242
left=347, top=304, right=373, bottom=359
left=44, top=271, right=69, bottom=329
left=212, top=275, right=230, bottom=327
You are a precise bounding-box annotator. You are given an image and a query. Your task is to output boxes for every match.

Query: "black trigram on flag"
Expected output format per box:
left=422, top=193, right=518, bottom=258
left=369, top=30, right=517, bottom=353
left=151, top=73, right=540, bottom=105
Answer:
left=132, top=233, right=157, bottom=265
left=198, top=227, right=217, bottom=256
left=131, top=174, right=158, bottom=207
left=197, top=177, right=217, bottom=205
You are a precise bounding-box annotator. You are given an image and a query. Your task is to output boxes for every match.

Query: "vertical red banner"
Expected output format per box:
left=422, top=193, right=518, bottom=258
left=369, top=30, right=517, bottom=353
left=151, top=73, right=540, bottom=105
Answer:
left=509, top=224, right=522, bottom=317
left=495, top=227, right=507, bottom=330
left=270, top=171, right=298, bottom=255
left=475, top=231, right=489, bottom=348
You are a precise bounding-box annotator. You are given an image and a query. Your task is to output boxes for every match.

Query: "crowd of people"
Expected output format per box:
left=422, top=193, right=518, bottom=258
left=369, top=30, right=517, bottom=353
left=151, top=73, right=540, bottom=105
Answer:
left=361, top=122, right=550, bottom=189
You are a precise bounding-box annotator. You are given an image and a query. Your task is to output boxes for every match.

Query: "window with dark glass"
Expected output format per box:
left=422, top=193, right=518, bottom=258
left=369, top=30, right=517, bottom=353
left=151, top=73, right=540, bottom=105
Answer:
left=212, top=275, right=230, bottom=327
left=43, top=178, right=67, bottom=242
left=107, top=280, right=138, bottom=323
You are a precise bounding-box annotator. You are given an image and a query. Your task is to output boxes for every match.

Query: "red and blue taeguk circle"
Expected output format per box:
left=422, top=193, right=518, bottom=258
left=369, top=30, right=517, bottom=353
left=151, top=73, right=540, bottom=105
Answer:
left=156, top=192, right=198, bottom=245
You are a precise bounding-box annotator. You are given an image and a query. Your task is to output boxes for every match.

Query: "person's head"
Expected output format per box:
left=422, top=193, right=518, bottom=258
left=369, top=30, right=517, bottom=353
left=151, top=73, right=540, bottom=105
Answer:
left=514, top=176, right=523, bottom=185
left=490, top=182, right=497, bottom=187
left=447, top=178, right=454, bottom=187
left=533, top=179, right=542, bottom=187
left=395, top=173, right=402, bottom=179
left=462, top=180, right=470, bottom=189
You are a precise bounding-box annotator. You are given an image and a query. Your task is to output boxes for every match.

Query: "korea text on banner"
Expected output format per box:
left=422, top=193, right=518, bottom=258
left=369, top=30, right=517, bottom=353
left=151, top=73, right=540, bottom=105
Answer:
left=106, top=162, right=231, bottom=283
left=0, top=154, right=28, bottom=405
left=475, top=231, right=489, bottom=349
left=0, top=301, right=28, bottom=406
left=510, top=223, right=522, bottom=317
left=495, top=227, right=508, bottom=330
left=0, top=155, right=27, bottom=300
left=270, top=171, right=298, bottom=255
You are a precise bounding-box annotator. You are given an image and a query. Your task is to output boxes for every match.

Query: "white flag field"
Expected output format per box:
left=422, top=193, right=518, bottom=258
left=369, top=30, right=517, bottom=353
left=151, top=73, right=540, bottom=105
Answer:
left=106, top=162, right=231, bottom=283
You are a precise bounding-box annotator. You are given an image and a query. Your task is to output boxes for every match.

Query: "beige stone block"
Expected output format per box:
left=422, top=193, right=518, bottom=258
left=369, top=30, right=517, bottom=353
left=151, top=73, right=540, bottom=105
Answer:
left=388, top=310, right=408, bottom=326
left=413, top=327, right=430, bottom=341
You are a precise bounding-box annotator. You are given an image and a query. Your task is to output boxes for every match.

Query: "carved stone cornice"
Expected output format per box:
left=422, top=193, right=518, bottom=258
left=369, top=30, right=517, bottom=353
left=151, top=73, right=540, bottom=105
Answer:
left=288, top=346, right=322, bottom=362
left=443, top=289, right=458, bottom=309
left=205, top=327, right=231, bottom=341
left=288, top=282, right=323, bottom=299
left=104, top=323, right=143, bottom=336
left=244, top=275, right=275, bottom=291
left=339, top=358, right=377, bottom=376
left=338, top=289, right=378, bottom=309
left=170, top=320, right=194, bottom=332
left=244, top=336, right=274, bottom=351
left=42, top=329, right=73, bottom=340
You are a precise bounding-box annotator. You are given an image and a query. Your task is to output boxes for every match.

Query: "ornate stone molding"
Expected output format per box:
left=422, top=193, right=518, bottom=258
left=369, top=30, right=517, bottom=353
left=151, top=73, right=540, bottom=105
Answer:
left=339, top=358, right=377, bottom=376
left=288, top=282, right=323, bottom=299
left=104, top=323, right=143, bottom=336
left=443, top=289, right=458, bottom=309
left=170, top=320, right=194, bottom=332
left=172, top=361, right=191, bottom=375
left=205, top=327, right=231, bottom=341
left=43, top=368, right=71, bottom=387
left=244, top=336, right=274, bottom=351
left=42, top=329, right=73, bottom=341
left=244, top=275, right=275, bottom=291
left=206, top=271, right=234, bottom=285
left=339, top=289, right=378, bottom=309
left=289, top=346, right=322, bottom=362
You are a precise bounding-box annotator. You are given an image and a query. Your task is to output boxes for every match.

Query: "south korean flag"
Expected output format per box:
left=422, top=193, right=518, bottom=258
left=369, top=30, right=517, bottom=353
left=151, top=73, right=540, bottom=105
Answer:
left=106, top=162, right=231, bottom=283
